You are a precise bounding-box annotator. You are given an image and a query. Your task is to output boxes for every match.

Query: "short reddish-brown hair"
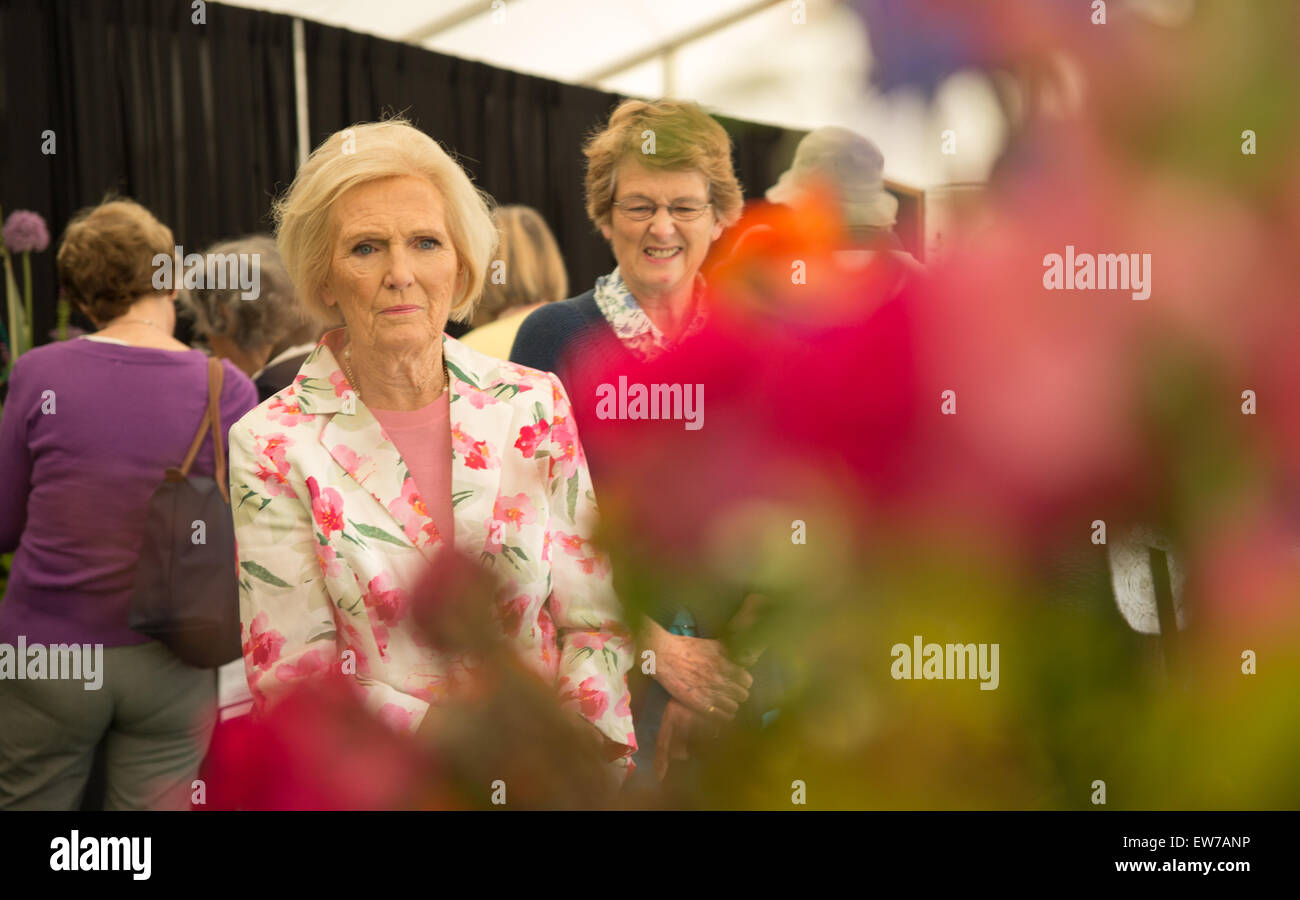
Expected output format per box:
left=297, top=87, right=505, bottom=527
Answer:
left=584, top=99, right=744, bottom=231
left=56, top=198, right=175, bottom=324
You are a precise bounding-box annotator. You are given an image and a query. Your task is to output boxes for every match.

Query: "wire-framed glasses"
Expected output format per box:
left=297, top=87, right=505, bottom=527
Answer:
left=612, top=198, right=713, bottom=222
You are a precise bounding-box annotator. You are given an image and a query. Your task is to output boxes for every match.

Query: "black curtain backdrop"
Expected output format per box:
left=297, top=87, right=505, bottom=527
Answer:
left=302, top=21, right=801, bottom=309
left=1, top=0, right=802, bottom=359
left=0, top=0, right=298, bottom=348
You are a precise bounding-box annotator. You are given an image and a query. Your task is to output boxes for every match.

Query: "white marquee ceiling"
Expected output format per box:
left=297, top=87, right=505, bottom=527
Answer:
left=217, top=0, right=1007, bottom=187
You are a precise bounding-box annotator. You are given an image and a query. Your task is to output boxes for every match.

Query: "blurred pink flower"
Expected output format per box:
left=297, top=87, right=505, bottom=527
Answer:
left=200, top=675, right=445, bottom=810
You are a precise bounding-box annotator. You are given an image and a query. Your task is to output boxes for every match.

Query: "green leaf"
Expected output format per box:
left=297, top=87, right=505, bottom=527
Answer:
left=451, top=489, right=474, bottom=507
left=340, top=530, right=365, bottom=547
left=573, top=646, right=595, bottom=661
left=445, top=358, right=479, bottom=388
left=506, top=545, right=529, bottom=562
left=241, top=561, right=291, bottom=589
left=566, top=474, right=578, bottom=521
left=532, top=449, right=549, bottom=458
left=258, top=497, right=272, bottom=510
left=350, top=520, right=409, bottom=548
left=532, top=401, right=545, bottom=423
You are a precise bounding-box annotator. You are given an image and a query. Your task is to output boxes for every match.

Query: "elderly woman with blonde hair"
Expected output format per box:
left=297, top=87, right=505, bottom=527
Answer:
left=227, top=119, right=636, bottom=779
left=509, top=99, right=758, bottom=784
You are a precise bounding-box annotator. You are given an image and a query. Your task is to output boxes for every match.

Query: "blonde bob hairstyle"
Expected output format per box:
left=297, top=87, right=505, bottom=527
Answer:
left=472, top=205, right=568, bottom=328
left=584, top=99, right=744, bottom=232
left=273, top=118, right=498, bottom=325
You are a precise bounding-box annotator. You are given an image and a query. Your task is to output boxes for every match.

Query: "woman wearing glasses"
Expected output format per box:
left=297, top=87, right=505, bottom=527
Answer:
left=510, top=99, right=753, bottom=788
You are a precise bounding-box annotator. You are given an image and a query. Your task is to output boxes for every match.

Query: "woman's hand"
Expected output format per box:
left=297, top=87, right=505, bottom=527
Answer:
left=643, top=618, right=752, bottom=719
left=655, top=698, right=718, bottom=782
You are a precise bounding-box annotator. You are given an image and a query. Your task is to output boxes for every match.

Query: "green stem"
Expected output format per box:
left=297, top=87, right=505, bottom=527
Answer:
left=22, top=253, right=33, bottom=349
left=3, top=251, right=21, bottom=370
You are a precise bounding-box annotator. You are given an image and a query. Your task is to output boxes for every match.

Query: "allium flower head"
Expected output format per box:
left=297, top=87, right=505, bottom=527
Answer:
left=2, top=210, right=50, bottom=253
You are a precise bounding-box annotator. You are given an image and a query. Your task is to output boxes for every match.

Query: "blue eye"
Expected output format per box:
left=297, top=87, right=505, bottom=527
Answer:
left=352, top=243, right=374, bottom=256
left=417, top=237, right=440, bottom=250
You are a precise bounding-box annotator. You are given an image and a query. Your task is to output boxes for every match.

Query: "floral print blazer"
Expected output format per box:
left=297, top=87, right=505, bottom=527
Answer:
left=228, top=330, right=636, bottom=772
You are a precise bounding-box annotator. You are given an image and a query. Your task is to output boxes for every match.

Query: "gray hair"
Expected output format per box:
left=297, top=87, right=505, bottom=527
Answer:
left=179, top=234, right=315, bottom=354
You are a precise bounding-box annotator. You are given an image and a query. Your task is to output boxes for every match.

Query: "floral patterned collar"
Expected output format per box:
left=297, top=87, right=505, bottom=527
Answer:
left=592, top=267, right=708, bottom=362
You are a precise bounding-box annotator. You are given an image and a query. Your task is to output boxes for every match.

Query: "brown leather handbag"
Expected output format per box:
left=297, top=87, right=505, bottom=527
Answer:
left=128, top=357, right=242, bottom=668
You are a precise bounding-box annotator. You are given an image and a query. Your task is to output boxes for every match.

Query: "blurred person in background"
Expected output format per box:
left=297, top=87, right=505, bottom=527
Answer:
left=509, top=98, right=758, bottom=788
left=0, top=198, right=258, bottom=810
left=228, top=119, right=636, bottom=782
left=762, top=126, right=923, bottom=294
left=180, top=234, right=323, bottom=402
left=459, top=205, right=568, bottom=360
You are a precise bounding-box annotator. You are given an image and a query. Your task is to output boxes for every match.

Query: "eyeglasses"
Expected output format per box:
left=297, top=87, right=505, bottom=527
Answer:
left=612, top=198, right=713, bottom=222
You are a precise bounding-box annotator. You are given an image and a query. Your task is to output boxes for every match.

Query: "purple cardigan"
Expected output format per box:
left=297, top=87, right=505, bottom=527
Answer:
left=0, top=338, right=258, bottom=646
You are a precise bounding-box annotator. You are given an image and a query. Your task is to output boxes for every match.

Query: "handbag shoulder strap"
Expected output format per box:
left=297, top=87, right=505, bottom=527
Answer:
left=176, top=357, right=229, bottom=503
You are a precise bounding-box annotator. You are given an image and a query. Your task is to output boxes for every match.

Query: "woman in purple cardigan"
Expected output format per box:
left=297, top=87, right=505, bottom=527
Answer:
left=0, top=199, right=258, bottom=809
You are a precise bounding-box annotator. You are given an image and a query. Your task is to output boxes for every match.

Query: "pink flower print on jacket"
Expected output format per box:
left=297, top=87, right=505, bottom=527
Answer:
left=315, top=543, right=344, bottom=579
left=561, top=675, right=610, bottom=722
left=554, top=530, right=608, bottom=576
left=260, top=432, right=292, bottom=468
left=554, top=531, right=588, bottom=558
left=387, top=475, right=442, bottom=547
left=378, top=703, right=418, bottom=733
left=361, top=574, right=408, bottom=660
left=451, top=422, right=499, bottom=471
left=306, top=476, right=345, bottom=539
left=363, top=574, right=409, bottom=626
left=486, top=492, right=538, bottom=555
left=458, top=380, right=501, bottom=410
left=547, top=415, right=583, bottom=479
left=569, top=631, right=609, bottom=653
left=496, top=492, right=537, bottom=526
left=273, top=647, right=333, bottom=683
left=254, top=433, right=296, bottom=498
left=497, top=593, right=531, bottom=639
left=329, top=369, right=353, bottom=397
left=331, top=444, right=376, bottom=483
left=537, top=607, right=557, bottom=676
left=340, top=621, right=371, bottom=675
left=265, top=392, right=313, bottom=427
left=244, top=612, right=286, bottom=671
left=514, top=419, right=549, bottom=458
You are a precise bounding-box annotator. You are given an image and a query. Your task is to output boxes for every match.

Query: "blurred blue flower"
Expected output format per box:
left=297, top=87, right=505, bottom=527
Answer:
left=853, top=0, right=992, bottom=96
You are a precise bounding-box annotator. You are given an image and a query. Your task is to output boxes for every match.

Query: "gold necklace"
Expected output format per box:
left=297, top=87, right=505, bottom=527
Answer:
left=342, top=342, right=449, bottom=404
